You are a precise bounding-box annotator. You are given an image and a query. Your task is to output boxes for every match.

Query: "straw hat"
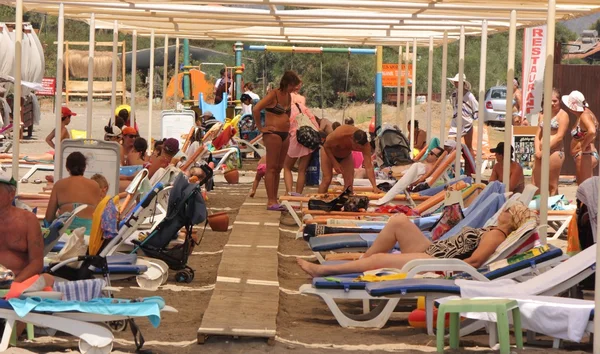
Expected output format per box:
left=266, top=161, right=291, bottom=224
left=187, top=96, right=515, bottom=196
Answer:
left=562, top=90, right=589, bottom=113
left=447, top=73, right=471, bottom=91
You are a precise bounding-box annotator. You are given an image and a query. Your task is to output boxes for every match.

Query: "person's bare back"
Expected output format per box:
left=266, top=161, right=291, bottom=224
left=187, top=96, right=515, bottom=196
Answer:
left=52, top=176, right=101, bottom=219
left=0, top=207, right=42, bottom=279
left=323, top=125, right=357, bottom=159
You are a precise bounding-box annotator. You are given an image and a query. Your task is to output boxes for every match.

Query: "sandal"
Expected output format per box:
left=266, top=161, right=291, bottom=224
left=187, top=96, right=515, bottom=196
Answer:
left=33, top=179, right=43, bottom=184
left=19, top=178, right=28, bottom=184
left=266, top=204, right=286, bottom=212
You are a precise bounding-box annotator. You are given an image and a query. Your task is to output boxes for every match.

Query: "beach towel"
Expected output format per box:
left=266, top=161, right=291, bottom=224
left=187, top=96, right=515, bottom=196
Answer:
left=373, top=163, right=426, bottom=205
left=53, top=279, right=106, bottom=302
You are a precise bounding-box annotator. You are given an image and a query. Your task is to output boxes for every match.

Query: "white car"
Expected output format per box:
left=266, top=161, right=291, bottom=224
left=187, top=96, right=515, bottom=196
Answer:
left=483, top=86, right=508, bottom=127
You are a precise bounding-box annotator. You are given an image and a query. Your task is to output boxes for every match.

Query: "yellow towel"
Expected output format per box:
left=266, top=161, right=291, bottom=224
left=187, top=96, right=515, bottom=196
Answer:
left=356, top=273, right=407, bottom=282
left=88, top=195, right=119, bottom=256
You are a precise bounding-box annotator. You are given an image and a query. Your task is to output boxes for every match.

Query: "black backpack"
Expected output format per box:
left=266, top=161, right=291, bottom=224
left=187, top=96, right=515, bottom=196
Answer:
left=378, top=128, right=412, bottom=167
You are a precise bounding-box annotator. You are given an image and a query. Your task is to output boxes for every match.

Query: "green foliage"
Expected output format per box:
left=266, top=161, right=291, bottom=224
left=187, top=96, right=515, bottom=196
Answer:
left=555, top=23, right=578, bottom=44
left=590, top=19, right=600, bottom=34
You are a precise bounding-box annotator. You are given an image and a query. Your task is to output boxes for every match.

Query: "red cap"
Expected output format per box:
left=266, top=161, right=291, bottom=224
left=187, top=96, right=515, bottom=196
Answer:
left=61, top=106, right=76, bottom=117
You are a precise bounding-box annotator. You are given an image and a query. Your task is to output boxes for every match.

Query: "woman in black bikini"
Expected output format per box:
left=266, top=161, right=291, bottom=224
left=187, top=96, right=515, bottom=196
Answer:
left=253, top=71, right=302, bottom=210
left=298, top=203, right=536, bottom=277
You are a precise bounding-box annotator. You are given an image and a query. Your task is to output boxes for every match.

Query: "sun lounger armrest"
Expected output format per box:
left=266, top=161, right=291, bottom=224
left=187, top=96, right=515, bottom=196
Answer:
left=401, top=259, right=489, bottom=281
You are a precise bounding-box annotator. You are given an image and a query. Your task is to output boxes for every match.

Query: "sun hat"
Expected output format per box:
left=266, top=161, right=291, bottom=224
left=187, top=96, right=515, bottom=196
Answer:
left=61, top=106, right=77, bottom=118
left=106, top=126, right=122, bottom=138
left=163, top=138, right=180, bottom=155
left=0, top=166, right=17, bottom=187
left=447, top=73, right=471, bottom=90
left=561, top=90, right=589, bottom=113
left=122, top=126, right=138, bottom=136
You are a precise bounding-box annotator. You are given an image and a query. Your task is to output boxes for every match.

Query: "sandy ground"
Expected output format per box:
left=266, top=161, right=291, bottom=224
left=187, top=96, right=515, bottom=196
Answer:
left=1, top=101, right=588, bottom=353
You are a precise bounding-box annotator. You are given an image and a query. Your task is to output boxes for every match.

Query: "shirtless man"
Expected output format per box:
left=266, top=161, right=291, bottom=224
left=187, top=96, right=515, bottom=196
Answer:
left=0, top=172, right=44, bottom=282
left=319, top=125, right=379, bottom=193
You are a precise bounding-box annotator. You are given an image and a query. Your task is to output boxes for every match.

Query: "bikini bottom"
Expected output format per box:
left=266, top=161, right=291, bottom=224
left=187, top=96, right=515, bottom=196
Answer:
left=263, top=131, right=289, bottom=141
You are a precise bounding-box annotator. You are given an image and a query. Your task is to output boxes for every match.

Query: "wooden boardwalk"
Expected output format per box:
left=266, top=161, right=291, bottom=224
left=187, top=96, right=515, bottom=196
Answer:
left=197, top=186, right=281, bottom=344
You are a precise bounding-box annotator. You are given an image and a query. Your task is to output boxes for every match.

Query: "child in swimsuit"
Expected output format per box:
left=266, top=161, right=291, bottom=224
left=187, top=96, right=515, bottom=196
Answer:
left=250, top=155, right=267, bottom=198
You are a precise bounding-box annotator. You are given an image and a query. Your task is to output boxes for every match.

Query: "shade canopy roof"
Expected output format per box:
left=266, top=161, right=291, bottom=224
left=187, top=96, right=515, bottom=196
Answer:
left=4, top=0, right=600, bottom=46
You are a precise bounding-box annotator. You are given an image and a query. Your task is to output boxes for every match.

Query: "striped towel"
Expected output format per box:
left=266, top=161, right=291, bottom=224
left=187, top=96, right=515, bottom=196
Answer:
left=53, top=279, right=106, bottom=302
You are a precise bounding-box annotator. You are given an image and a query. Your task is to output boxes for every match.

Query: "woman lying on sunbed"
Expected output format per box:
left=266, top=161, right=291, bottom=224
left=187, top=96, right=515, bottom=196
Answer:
left=298, top=202, right=536, bottom=277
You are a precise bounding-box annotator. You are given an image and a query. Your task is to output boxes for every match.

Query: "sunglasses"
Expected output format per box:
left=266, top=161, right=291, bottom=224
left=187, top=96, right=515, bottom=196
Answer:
left=429, top=150, right=442, bottom=158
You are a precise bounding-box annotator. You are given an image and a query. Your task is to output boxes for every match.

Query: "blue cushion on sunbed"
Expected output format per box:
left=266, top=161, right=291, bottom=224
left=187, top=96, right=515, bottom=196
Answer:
left=92, top=264, right=148, bottom=275
left=0, top=299, right=12, bottom=310
left=313, top=274, right=365, bottom=290
left=483, top=245, right=563, bottom=280
left=51, top=241, right=66, bottom=253
left=366, top=278, right=460, bottom=297
left=106, top=254, right=137, bottom=265
left=309, top=234, right=373, bottom=251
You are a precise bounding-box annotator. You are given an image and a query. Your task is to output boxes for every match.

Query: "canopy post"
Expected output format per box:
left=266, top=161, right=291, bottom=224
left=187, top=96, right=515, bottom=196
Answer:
left=130, top=30, right=137, bottom=127
left=235, top=41, right=244, bottom=115
left=440, top=31, right=448, bottom=143
left=162, top=35, right=169, bottom=110
left=174, top=38, right=180, bottom=109
left=504, top=10, right=517, bottom=194
left=183, top=39, right=191, bottom=101
left=86, top=13, right=94, bottom=138
left=476, top=20, right=488, bottom=184
left=426, top=36, right=433, bottom=139
left=148, top=30, right=155, bottom=143
left=375, top=46, right=383, bottom=131
left=540, top=2, right=555, bottom=247
left=110, top=20, right=118, bottom=120
left=403, top=41, right=409, bottom=127
left=12, top=0, right=23, bottom=185
left=396, top=45, right=402, bottom=128
left=455, top=26, right=465, bottom=178
left=53, top=3, right=65, bottom=182
left=409, top=39, right=417, bottom=154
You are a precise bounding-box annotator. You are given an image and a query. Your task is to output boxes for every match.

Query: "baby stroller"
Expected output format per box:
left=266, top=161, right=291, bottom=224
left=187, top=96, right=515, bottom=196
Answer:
left=238, top=113, right=259, bottom=143
left=131, top=165, right=212, bottom=283
left=376, top=126, right=412, bottom=167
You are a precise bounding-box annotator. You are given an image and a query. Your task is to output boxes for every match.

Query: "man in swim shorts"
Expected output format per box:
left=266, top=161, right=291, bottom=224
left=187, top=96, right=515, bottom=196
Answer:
left=318, top=125, right=380, bottom=193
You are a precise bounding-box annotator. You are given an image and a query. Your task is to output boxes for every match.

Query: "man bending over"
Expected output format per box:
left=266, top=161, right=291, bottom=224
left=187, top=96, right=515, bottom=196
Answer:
left=319, top=125, right=379, bottom=193
left=0, top=171, right=43, bottom=282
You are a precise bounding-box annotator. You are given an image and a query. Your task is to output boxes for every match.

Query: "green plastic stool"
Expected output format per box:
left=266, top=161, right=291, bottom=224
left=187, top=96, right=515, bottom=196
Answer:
left=436, top=298, right=523, bottom=354
left=0, top=289, right=35, bottom=346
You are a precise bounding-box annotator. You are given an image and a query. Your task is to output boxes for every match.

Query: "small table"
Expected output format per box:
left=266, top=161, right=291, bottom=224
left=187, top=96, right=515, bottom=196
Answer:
left=436, top=298, right=523, bottom=354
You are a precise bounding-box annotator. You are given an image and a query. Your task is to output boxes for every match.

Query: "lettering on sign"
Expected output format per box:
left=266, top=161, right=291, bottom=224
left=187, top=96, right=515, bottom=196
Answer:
left=382, top=63, right=413, bottom=87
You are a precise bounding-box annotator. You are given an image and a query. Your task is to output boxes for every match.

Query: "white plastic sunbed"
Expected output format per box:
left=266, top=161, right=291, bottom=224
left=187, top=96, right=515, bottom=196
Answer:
left=300, top=218, right=545, bottom=332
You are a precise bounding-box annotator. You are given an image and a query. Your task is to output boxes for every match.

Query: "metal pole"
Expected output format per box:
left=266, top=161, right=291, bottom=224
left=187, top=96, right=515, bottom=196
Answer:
left=426, top=36, right=434, bottom=140
left=148, top=30, right=155, bottom=143
left=455, top=26, right=465, bottom=178
left=183, top=39, right=191, bottom=101
left=53, top=3, right=64, bottom=182
left=403, top=41, right=409, bottom=127
left=110, top=20, right=118, bottom=120
left=440, top=31, right=448, bottom=143
left=174, top=37, right=179, bottom=109
left=504, top=10, right=517, bottom=194
left=476, top=20, right=488, bottom=184
left=130, top=30, right=137, bottom=127
left=234, top=42, right=244, bottom=115
left=410, top=39, right=417, bottom=155
left=162, top=34, right=169, bottom=111
left=540, top=3, right=555, bottom=247
left=396, top=45, right=402, bottom=128
left=86, top=13, right=94, bottom=138
left=12, top=0, right=23, bottom=185
left=375, top=46, right=383, bottom=131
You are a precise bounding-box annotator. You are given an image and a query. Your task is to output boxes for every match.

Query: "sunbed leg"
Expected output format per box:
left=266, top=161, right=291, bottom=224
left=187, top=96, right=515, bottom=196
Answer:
left=425, top=295, right=435, bottom=336
left=362, top=299, right=370, bottom=314
left=281, top=201, right=302, bottom=228
left=487, top=322, right=498, bottom=348
left=552, top=338, right=561, bottom=349
left=2, top=318, right=15, bottom=351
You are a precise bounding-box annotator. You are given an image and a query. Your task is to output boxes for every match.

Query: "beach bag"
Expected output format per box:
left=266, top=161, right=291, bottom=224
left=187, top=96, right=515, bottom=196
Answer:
left=297, top=126, right=321, bottom=150
left=430, top=203, right=464, bottom=241
left=343, top=196, right=370, bottom=212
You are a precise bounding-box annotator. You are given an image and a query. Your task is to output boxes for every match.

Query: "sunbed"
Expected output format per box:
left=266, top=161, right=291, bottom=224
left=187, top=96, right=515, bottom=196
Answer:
left=0, top=295, right=177, bottom=353
left=364, top=243, right=597, bottom=337
left=300, top=222, right=557, bottom=331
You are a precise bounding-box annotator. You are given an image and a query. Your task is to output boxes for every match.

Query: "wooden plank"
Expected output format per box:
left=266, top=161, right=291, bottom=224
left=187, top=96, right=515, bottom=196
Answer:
left=198, top=185, right=281, bottom=344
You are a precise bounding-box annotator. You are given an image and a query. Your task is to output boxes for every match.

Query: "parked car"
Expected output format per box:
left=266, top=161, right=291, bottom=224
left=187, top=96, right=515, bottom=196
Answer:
left=483, top=86, right=508, bottom=127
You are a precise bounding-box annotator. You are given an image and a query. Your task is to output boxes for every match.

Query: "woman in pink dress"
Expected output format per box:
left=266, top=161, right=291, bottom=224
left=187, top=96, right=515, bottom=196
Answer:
left=283, top=91, right=320, bottom=195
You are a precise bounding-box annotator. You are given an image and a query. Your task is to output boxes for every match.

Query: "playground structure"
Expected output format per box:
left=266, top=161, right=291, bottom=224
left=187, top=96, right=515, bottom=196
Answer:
left=62, top=41, right=127, bottom=104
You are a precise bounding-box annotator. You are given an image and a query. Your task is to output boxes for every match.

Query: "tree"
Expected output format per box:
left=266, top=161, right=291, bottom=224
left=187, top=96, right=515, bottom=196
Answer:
left=591, top=19, right=600, bottom=34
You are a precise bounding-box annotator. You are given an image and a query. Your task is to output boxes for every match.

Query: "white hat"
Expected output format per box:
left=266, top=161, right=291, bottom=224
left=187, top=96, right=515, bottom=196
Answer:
left=447, top=73, right=471, bottom=90
left=443, top=139, right=457, bottom=149
left=562, top=90, right=589, bottom=113
left=106, top=126, right=122, bottom=137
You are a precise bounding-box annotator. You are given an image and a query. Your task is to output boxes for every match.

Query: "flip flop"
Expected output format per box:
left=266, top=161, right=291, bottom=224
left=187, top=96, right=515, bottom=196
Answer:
left=33, top=179, right=43, bottom=184
left=288, top=192, right=302, bottom=197
left=20, top=178, right=28, bottom=184
left=267, top=204, right=286, bottom=211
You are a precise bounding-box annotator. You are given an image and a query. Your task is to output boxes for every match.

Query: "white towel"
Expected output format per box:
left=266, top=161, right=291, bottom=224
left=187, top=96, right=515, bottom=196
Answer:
left=373, top=163, right=425, bottom=206
left=437, top=295, right=593, bottom=343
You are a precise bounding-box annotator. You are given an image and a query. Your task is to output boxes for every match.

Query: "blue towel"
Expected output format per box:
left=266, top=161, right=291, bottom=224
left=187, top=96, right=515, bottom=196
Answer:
left=463, top=181, right=505, bottom=217
left=8, top=296, right=166, bottom=328
left=53, top=279, right=106, bottom=302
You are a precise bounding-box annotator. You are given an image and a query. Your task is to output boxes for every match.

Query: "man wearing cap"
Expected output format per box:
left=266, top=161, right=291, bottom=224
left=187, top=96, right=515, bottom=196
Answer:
left=0, top=170, right=44, bottom=282
left=121, top=126, right=139, bottom=166
left=447, top=73, right=478, bottom=154
left=489, top=142, right=524, bottom=193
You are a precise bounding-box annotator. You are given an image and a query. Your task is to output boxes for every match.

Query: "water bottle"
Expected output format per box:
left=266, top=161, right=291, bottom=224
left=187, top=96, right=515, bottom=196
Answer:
left=305, top=149, right=320, bottom=186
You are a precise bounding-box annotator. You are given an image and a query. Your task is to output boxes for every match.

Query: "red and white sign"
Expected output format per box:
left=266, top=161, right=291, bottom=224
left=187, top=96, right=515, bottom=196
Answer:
left=37, top=77, right=56, bottom=96
left=521, top=26, right=547, bottom=118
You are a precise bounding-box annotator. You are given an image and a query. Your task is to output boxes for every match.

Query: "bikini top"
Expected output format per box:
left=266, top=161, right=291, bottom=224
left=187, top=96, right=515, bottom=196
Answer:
left=265, top=91, right=292, bottom=115
left=539, top=116, right=559, bottom=130
left=572, top=124, right=587, bottom=141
